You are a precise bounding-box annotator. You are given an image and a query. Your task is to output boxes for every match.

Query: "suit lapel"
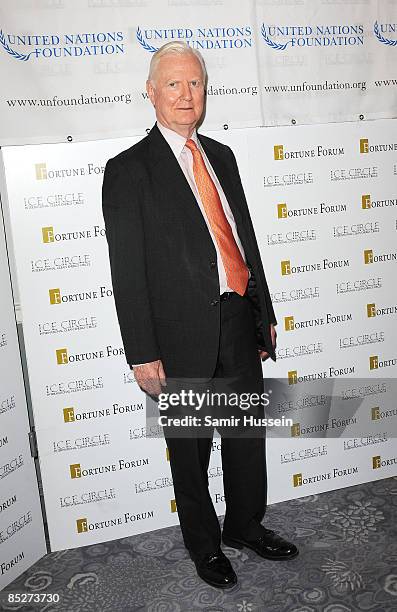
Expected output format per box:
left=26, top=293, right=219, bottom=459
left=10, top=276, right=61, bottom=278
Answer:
left=145, top=126, right=251, bottom=261
left=146, top=126, right=215, bottom=239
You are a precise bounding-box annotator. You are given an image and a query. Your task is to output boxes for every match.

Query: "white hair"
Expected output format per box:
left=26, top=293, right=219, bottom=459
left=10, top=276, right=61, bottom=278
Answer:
left=147, top=41, right=207, bottom=85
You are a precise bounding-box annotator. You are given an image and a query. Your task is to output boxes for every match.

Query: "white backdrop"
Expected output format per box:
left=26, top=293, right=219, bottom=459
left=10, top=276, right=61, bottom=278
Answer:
left=1, top=117, right=396, bottom=551
left=0, top=0, right=396, bottom=145
left=0, top=204, right=46, bottom=589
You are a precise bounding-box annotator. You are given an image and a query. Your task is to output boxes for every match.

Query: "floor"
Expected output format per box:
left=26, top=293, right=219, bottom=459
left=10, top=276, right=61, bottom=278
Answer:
left=1, top=476, right=396, bottom=612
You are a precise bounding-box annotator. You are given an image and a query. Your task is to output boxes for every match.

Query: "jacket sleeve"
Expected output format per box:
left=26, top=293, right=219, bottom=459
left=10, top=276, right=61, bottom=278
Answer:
left=102, top=157, right=160, bottom=364
left=226, top=145, right=277, bottom=326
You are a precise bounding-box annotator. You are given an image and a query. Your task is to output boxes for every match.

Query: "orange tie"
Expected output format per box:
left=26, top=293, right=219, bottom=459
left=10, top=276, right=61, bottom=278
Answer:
left=185, top=139, right=248, bottom=296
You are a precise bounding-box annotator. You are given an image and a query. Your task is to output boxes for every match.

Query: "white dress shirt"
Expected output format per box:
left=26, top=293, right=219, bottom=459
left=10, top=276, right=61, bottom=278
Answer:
left=131, top=122, right=248, bottom=367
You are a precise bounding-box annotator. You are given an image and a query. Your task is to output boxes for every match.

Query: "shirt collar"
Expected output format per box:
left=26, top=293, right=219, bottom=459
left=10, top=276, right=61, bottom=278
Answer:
left=156, top=121, right=199, bottom=160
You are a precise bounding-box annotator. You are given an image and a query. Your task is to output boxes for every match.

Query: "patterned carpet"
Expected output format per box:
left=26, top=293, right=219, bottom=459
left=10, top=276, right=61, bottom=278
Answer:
left=1, top=476, right=396, bottom=612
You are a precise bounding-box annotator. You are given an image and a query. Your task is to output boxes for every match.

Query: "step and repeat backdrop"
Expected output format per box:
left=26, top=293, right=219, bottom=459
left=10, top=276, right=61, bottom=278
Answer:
left=0, top=0, right=396, bottom=144
left=1, top=117, right=396, bottom=552
left=0, top=207, right=46, bottom=589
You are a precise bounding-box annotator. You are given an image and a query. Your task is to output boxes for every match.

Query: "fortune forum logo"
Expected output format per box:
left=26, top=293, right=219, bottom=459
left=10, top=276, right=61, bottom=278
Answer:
left=49, top=286, right=113, bottom=305
left=372, top=455, right=397, bottom=470
left=359, top=138, right=397, bottom=154
left=364, top=249, right=397, bottom=264
left=273, top=144, right=344, bottom=161
left=55, top=346, right=124, bottom=364
left=361, top=194, right=397, bottom=209
left=288, top=365, right=354, bottom=385
left=34, top=162, right=103, bottom=180
left=284, top=312, right=352, bottom=332
left=292, top=466, right=358, bottom=487
left=281, top=257, right=349, bottom=276
left=42, top=226, right=105, bottom=243
left=75, top=509, right=156, bottom=534
left=277, top=201, right=346, bottom=218
left=367, top=302, right=397, bottom=318
left=371, top=406, right=397, bottom=421
left=369, top=354, right=397, bottom=371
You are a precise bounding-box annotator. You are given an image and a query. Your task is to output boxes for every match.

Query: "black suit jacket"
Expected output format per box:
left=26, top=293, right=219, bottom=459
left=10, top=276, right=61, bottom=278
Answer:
left=102, top=125, right=276, bottom=378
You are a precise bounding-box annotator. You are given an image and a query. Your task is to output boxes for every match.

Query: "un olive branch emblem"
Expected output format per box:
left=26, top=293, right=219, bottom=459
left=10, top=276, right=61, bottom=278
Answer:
left=261, top=24, right=292, bottom=51
left=373, top=21, right=397, bottom=46
left=0, top=30, right=32, bottom=60
left=136, top=27, right=159, bottom=53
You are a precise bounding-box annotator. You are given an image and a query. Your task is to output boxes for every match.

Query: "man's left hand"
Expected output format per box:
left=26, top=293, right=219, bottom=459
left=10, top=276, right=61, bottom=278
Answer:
left=258, top=324, right=277, bottom=361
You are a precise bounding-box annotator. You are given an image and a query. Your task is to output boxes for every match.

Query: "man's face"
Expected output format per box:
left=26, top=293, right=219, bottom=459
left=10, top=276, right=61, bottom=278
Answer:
left=146, top=52, right=205, bottom=137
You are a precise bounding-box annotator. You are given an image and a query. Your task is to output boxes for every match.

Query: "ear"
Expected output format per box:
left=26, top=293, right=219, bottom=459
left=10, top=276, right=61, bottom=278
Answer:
left=146, top=80, right=156, bottom=107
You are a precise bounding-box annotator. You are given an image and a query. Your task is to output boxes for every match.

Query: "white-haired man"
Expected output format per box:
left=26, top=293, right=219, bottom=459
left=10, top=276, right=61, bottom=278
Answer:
left=102, top=41, right=298, bottom=589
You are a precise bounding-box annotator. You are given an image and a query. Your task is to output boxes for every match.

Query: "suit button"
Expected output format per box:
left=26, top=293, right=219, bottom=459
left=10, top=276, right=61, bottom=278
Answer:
left=210, top=299, right=218, bottom=306
left=210, top=261, right=216, bottom=268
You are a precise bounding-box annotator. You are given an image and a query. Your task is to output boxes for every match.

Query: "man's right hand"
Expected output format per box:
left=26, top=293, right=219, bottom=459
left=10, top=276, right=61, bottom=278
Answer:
left=133, top=359, right=166, bottom=397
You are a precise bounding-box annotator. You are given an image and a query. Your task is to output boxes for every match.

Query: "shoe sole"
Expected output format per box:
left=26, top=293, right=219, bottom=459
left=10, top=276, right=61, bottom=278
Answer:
left=222, top=536, right=299, bottom=560
left=198, top=574, right=237, bottom=589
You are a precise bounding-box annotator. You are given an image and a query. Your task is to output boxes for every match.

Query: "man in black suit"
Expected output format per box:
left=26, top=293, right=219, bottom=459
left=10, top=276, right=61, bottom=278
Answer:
left=102, top=41, right=298, bottom=588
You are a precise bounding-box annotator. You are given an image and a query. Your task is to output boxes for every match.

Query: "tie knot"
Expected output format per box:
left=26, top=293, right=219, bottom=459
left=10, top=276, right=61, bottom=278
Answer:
left=185, top=138, right=198, bottom=153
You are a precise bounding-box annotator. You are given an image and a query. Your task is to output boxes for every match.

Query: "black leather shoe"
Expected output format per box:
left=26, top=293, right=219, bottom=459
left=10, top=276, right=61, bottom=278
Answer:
left=223, top=529, right=298, bottom=561
left=194, top=550, right=237, bottom=588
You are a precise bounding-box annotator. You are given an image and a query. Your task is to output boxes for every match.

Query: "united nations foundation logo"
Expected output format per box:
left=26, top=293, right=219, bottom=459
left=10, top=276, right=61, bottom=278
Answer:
left=136, top=26, right=253, bottom=53
left=261, top=23, right=364, bottom=51
left=373, top=22, right=397, bottom=46
left=0, top=31, right=125, bottom=61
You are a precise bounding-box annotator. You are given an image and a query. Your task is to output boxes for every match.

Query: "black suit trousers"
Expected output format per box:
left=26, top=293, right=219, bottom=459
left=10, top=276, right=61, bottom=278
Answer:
left=163, top=293, right=268, bottom=562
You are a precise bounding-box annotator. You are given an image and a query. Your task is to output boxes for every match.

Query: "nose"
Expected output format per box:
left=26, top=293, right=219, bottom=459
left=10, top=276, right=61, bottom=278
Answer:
left=180, top=81, right=193, bottom=100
